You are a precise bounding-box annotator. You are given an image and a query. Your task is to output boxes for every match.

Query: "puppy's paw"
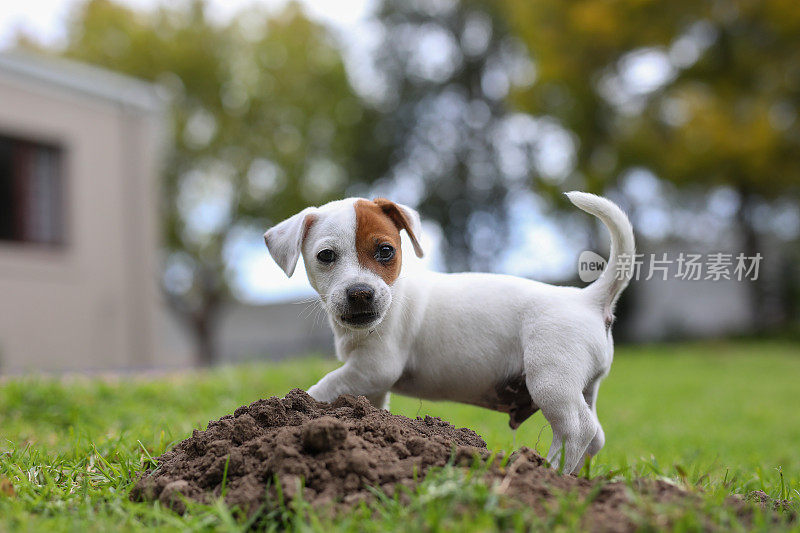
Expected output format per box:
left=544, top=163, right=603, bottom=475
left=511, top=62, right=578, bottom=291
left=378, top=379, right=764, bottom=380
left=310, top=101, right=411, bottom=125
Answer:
left=306, top=384, right=334, bottom=403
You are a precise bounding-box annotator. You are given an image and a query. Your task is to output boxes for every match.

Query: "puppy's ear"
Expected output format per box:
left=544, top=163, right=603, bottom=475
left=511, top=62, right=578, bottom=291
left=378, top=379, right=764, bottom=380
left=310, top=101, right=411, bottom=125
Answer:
left=373, top=198, right=424, bottom=258
left=264, top=207, right=318, bottom=277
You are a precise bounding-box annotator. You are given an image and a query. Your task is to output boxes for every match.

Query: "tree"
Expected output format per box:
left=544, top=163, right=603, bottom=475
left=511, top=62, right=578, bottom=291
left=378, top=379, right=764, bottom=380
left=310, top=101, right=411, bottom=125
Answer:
left=50, top=0, right=388, bottom=364
left=497, top=0, right=800, bottom=328
left=495, top=0, right=690, bottom=245
left=369, top=0, right=545, bottom=272
left=618, top=1, right=800, bottom=327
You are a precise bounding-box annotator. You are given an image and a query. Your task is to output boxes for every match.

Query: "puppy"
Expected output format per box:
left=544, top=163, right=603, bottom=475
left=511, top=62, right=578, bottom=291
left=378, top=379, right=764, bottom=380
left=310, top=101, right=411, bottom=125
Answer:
left=264, top=193, right=634, bottom=474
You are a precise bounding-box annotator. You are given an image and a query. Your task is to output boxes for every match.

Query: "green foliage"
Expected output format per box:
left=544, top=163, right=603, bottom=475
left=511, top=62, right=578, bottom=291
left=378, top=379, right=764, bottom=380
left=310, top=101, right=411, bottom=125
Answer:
left=1, top=341, right=799, bottom=530
left=64, top=0, right=379, bottom=227
left=492, top=0, right=800, bottom=329
left=497, top=0, right=678, bottom=195
left=498, top=0, right=800, bottom=198
left=369, top=0, right=536, bottom=271
left=623, top=1, right=800, bottom=195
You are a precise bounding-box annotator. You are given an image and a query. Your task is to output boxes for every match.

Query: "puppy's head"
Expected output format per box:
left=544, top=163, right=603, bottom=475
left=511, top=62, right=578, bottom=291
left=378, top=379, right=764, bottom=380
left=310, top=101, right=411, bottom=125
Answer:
left=264, top=198, right=423, bottom=331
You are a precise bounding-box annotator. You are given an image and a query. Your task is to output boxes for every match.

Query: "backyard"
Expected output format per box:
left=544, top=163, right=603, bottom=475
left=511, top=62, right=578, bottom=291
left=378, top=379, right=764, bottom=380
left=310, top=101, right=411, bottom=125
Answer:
left=1, top=340, right=798, bottom=531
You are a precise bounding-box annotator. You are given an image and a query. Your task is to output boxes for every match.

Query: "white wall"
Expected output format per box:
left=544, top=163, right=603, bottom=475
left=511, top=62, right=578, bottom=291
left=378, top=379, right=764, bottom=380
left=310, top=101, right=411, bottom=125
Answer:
left=0, top=54, right=185, bottom=372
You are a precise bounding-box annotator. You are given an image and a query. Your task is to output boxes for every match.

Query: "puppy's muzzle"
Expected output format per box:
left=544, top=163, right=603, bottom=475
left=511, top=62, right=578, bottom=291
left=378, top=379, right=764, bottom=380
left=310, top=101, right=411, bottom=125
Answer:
left=341, top=284, right=380, bottom=326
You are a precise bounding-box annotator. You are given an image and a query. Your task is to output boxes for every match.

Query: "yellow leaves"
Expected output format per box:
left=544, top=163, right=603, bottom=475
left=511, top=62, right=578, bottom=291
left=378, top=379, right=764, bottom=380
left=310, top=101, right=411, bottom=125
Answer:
left=668, top=87, right=782, bottom=172
left=568, top=1, right=620, bottom=44
left=762, top=0, right=800, bottom=36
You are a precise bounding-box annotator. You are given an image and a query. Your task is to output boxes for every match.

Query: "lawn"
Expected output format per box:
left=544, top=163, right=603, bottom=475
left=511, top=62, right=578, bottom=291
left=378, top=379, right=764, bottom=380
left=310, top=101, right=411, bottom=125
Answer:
left=1, top=340, right=798, bottom=531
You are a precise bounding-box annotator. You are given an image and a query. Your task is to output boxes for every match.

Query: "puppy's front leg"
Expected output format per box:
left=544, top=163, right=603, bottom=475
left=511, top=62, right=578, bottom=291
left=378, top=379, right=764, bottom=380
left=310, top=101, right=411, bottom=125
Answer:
left=365, top=391, right=391, bottom=410
left=307, top=354, right=402, bottom=405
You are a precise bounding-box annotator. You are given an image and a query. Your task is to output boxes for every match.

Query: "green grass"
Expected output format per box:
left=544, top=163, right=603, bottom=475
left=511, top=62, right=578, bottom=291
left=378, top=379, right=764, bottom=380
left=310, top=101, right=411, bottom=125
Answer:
left=1, top=340, right=799, bottom=531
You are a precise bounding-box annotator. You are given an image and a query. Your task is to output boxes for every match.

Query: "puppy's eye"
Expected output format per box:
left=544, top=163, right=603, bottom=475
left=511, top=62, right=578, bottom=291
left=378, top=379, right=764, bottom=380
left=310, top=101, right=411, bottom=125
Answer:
left=375, top=244, right=395, bottom=262
left=317, top=249, right=336, bottom=263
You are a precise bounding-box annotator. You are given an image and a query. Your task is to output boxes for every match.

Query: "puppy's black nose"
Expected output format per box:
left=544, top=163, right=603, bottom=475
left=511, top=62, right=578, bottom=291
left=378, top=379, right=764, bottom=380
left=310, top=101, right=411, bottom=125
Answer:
left=346, top=284, right=374, bottom=304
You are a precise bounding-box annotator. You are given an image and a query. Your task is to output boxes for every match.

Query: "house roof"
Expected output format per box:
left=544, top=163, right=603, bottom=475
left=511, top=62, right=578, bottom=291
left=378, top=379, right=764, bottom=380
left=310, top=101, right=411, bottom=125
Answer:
left=0, top=49, right=163, bottom=113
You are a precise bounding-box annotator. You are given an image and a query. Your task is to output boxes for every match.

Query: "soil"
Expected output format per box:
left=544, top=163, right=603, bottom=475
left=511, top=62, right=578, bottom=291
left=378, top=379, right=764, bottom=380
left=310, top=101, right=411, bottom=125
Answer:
left=131, top=389, right=787, bottom=531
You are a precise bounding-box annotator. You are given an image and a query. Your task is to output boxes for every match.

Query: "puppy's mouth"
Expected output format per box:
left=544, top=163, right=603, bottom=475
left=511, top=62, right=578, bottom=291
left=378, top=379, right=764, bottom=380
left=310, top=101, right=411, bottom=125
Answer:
left=340, top=311, right=381, bottom=327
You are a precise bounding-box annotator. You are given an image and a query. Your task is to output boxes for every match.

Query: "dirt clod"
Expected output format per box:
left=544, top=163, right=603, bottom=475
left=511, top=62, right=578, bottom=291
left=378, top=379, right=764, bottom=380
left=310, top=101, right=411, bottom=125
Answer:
left=131, top=389, right=790, bottom=531
left=300, top=417, right=348, bottom=453
left=746, top=489, right=793, bottom=512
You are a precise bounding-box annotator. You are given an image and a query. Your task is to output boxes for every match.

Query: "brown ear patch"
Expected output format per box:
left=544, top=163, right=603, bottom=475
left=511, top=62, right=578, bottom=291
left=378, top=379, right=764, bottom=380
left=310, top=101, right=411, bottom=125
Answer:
left=374, top=198, right=423, bottom=257
left=354, top=199, right=403, bottom=285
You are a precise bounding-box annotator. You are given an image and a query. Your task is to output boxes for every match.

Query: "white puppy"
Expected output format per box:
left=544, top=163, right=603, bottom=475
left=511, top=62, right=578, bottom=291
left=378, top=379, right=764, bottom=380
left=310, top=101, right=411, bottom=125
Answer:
left=264, top=193, right=634, bottom=474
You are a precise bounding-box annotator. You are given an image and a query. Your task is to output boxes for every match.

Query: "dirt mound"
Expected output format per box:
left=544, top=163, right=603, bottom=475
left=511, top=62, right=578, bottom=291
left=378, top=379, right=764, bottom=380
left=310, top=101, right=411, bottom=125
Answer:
left=131, top=389, right=777, bottom=530
left=131, top=389, right=487, bottom=513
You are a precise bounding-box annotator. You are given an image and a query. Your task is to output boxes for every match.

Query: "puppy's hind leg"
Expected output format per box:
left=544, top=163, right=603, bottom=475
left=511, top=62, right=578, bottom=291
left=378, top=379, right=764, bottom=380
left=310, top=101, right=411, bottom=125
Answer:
left=582, top=378, right=605, bottom=458
left=525, top=354, right=598, bottom=474
left=573, top=377, right=606, bottom=474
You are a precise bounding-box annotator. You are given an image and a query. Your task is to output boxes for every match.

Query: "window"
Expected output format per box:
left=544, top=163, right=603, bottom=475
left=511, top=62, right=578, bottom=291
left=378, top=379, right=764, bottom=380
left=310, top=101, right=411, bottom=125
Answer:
left=0, top=134, right=64, bottom=245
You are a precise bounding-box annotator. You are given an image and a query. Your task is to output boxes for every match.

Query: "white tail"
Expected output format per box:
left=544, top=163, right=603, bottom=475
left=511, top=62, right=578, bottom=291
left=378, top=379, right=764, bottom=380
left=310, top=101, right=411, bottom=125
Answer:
left=566, top=191, right=636, bottom=322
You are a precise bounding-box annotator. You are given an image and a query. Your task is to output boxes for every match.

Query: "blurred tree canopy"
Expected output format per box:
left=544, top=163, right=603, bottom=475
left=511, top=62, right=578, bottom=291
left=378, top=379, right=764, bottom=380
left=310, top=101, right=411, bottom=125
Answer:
left=53, top=0, right=390, bottom=364
left=500, top=0, right=799, bottom=197
left=368, top=0, right=586, bottom=272
left=367, top=0, right=523, bottom=271
left=496, top=0, right=800, bottom=326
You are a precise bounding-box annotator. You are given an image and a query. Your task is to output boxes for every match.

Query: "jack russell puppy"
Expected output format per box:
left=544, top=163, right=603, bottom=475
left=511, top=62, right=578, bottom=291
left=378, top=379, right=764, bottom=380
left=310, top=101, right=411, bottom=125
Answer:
left=264, top=192, right=635, bottom=474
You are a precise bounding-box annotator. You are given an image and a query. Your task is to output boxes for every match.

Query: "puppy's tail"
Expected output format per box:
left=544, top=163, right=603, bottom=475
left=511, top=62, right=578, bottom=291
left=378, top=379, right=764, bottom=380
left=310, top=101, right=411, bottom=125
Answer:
left=565, top=191, right=636, bottom=323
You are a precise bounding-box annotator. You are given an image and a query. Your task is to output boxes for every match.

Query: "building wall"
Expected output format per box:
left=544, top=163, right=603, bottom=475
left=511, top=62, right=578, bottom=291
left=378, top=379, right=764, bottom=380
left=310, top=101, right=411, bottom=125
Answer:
left=0, top=58, right=185, bottom=372
left=624, top=276, right=752, bottom=342
left=217, top=301, right=335, bottom=362
left=157, top=300, right=334, bottom=368
left=619, top=242, right=755, bottom=342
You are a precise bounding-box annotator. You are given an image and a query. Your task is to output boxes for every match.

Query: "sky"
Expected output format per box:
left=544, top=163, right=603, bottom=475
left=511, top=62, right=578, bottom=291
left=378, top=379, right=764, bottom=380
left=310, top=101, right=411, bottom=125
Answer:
left=0, top=0, right=373, bottom=48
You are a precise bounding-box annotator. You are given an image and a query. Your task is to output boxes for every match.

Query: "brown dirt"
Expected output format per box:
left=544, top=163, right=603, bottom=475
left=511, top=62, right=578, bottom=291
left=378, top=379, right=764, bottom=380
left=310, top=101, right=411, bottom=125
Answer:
left=131, top=389, right=787, bottom=531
